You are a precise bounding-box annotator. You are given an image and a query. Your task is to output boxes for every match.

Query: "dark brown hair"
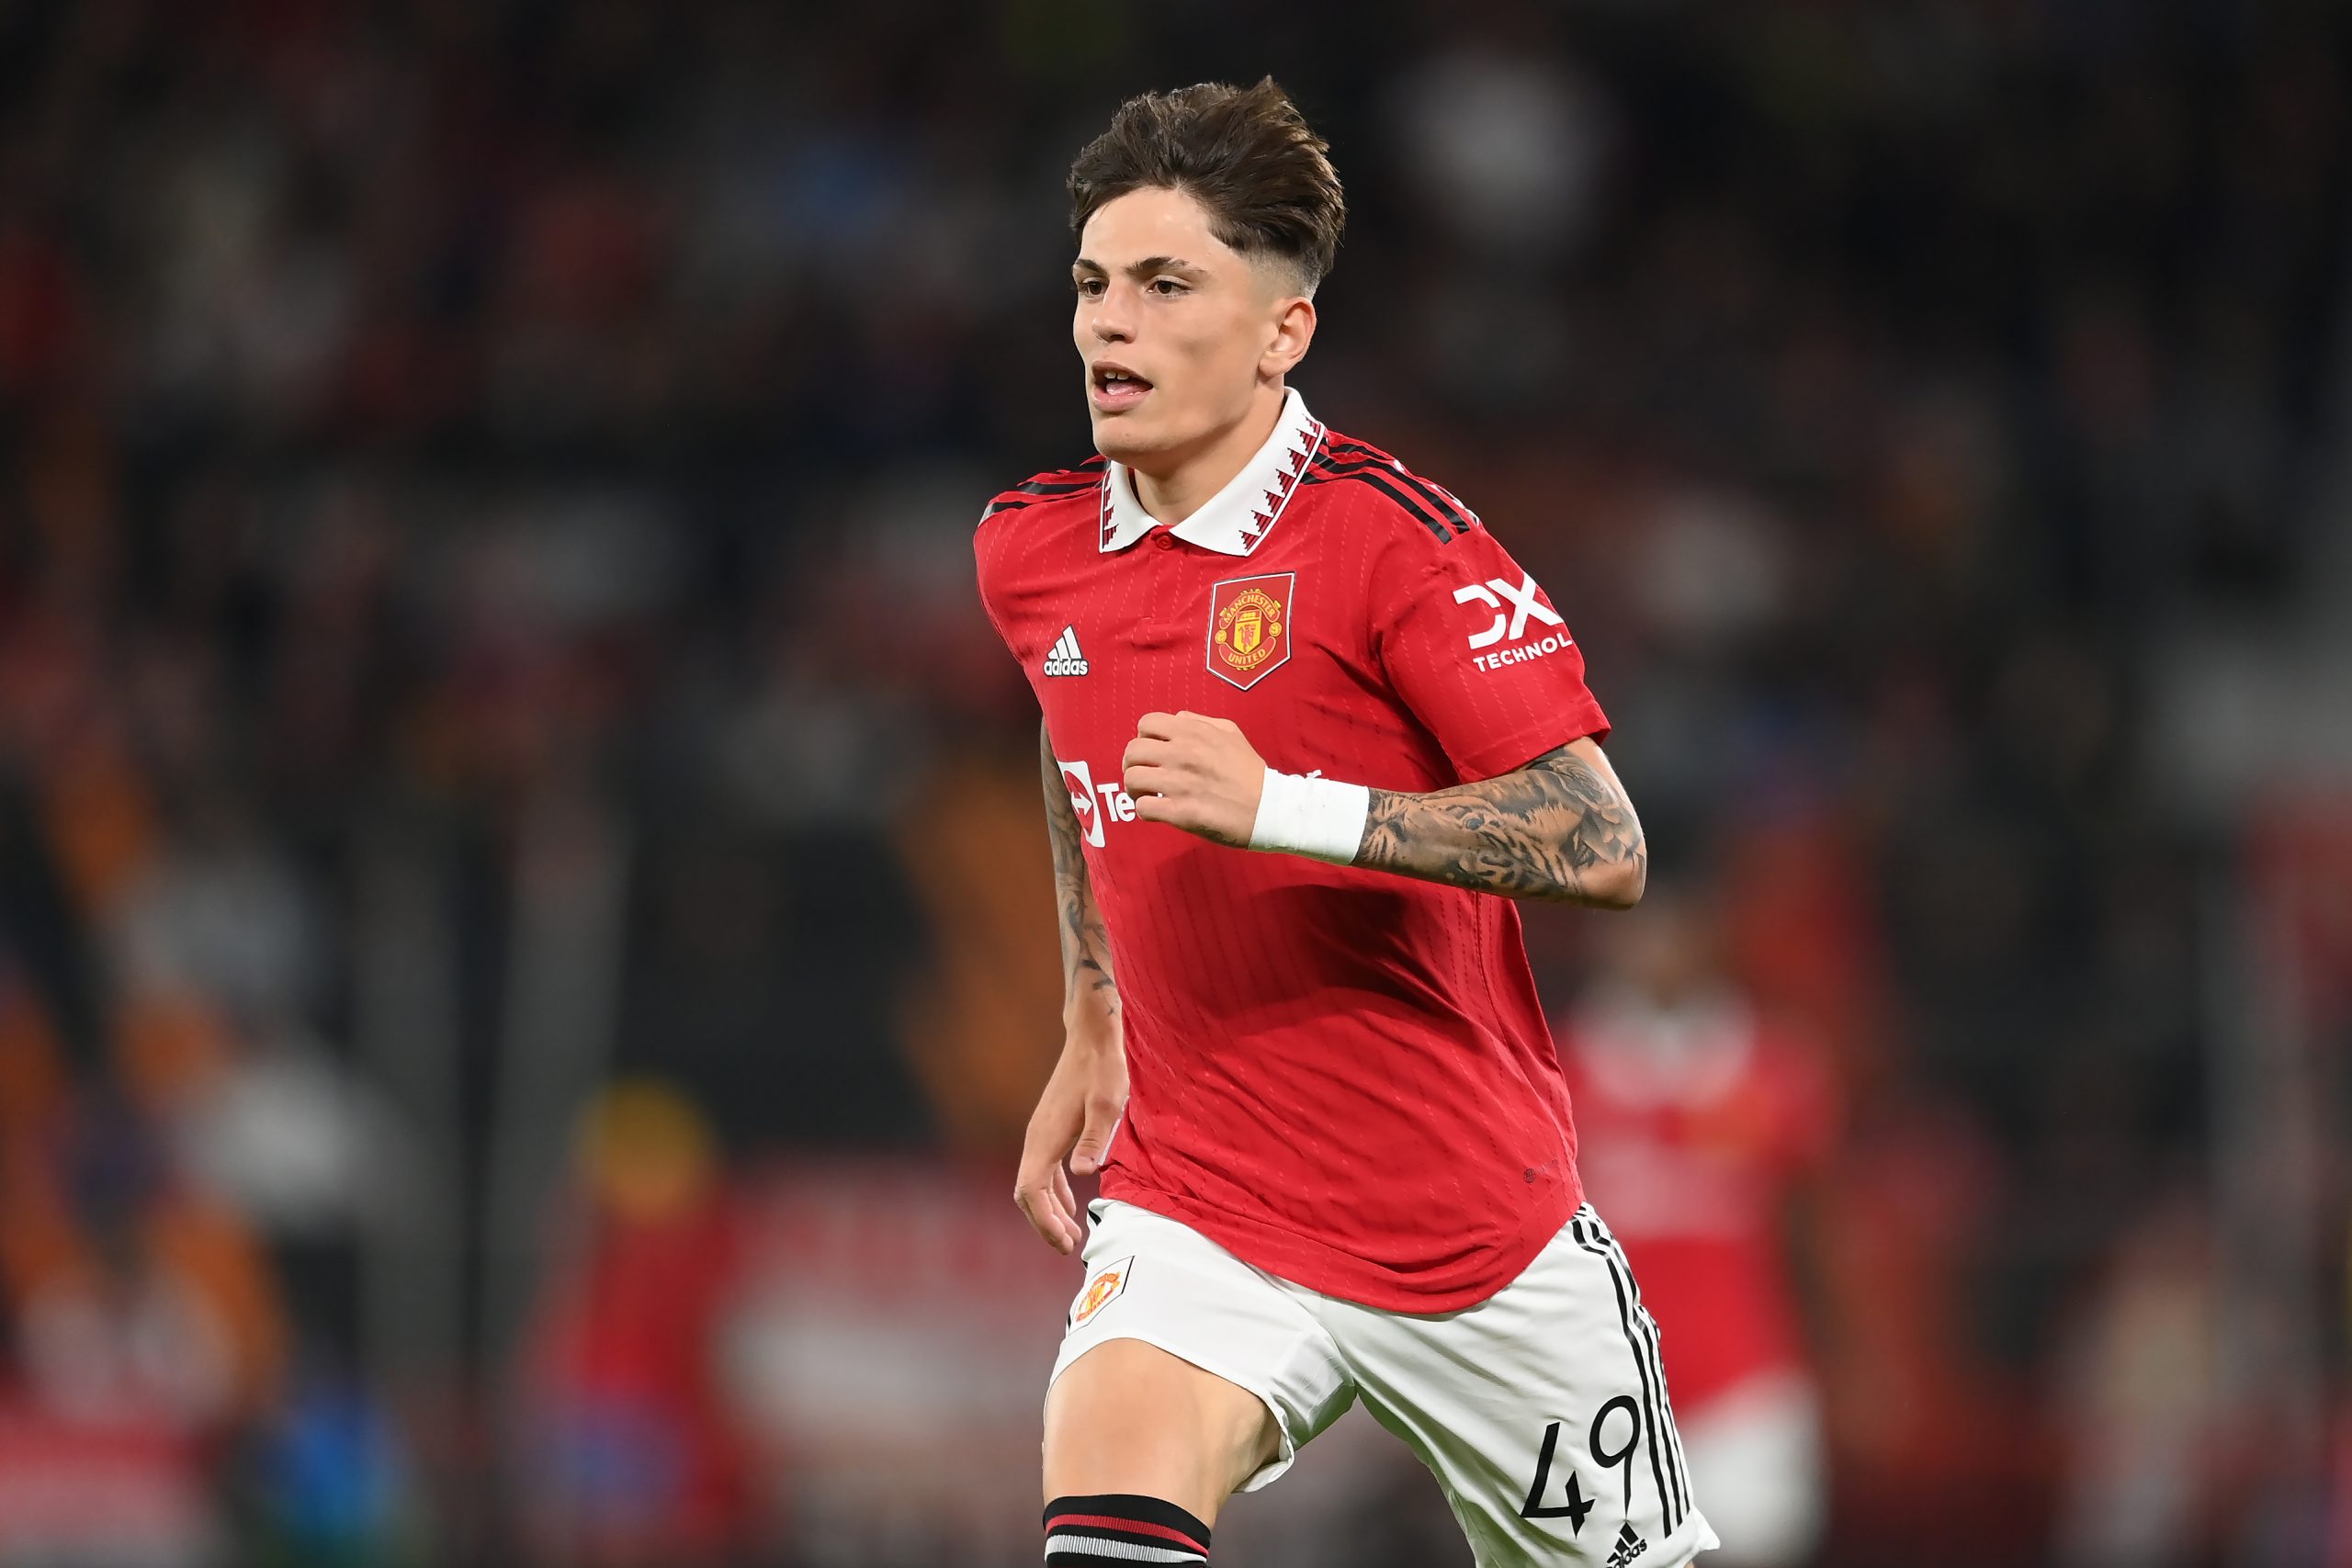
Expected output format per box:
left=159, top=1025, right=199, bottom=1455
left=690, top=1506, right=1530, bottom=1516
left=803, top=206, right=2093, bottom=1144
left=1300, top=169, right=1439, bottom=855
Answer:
left=1068, top=78, right=1345, bottom=292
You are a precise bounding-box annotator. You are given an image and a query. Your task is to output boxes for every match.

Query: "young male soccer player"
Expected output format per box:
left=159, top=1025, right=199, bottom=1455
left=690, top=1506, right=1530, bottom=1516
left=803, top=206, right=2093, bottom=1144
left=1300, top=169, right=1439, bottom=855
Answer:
left=974, top=79, right=1719, bottom=1568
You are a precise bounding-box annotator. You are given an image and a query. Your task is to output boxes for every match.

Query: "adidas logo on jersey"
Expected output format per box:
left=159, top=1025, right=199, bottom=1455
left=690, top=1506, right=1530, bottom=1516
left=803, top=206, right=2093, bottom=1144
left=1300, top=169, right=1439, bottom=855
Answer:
left=1606, top=1522, right=1648, bottom=1568
left=1043, top=626, right=1090, bottom=677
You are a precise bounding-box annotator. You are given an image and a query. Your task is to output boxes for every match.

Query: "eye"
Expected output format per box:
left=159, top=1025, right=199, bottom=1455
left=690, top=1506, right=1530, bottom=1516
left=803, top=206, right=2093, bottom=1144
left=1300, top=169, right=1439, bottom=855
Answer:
left=1074, top=276, right=1105, bottom=299
left=1148, top=276, right=1187, bottom=296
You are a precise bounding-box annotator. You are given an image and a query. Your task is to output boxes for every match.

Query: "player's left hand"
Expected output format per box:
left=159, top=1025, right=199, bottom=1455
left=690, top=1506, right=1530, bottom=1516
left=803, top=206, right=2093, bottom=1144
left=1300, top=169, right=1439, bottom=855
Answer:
left=1123, top=710, right=1264, bottom=848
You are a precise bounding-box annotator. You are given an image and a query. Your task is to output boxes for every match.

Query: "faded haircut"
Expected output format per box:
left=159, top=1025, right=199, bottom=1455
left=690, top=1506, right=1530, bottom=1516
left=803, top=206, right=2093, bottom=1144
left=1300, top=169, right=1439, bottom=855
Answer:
left=1068, top=77, right=1345, bottom=294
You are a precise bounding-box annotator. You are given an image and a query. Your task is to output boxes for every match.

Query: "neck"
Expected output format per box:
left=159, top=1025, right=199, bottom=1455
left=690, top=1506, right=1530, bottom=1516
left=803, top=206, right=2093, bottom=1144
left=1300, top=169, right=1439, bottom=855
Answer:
left=1128, top=383, right=1286, bottom=525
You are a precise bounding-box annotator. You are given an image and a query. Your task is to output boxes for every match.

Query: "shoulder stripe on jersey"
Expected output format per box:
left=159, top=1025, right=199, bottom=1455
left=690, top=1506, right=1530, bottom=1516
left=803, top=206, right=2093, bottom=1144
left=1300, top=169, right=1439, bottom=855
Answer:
left=1298, top=468, right=1455, bottom=543
left=1307, top=453, right=1467, bottom=526
left=1386, top=470, right=1474, bottom=536
left=1307, top=442, right=1399, bottom=470
left=1318, top=436, right=1410, bottom=477
left=979, top=472, right=1103, bottom=526
left=1319, top=437, right=1469, bottom=512
left=1309, top=452, right=1473, bottom=536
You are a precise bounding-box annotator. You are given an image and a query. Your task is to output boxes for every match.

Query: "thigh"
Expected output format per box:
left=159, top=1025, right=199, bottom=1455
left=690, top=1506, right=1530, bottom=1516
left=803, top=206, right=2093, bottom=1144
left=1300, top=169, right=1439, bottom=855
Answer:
left=1323, top=1205, right=1720, bottom=1568
left=1045, top=1201, right=1354, bottom=1515
left=1045, top=1338, right=1278, bottom=1523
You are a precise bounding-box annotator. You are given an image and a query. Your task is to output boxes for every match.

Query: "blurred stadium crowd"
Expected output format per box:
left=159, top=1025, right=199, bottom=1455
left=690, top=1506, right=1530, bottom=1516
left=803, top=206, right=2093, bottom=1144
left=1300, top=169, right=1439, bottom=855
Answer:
left=0, top=2, right=2347, bottom=1565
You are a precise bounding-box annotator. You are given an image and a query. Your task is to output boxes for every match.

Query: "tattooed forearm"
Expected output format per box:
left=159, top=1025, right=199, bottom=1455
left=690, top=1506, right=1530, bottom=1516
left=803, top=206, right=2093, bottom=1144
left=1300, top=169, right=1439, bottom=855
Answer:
left=1041, top=721, right=1121, bottom=1017
left=1353, top=738, right=1647, bottom=907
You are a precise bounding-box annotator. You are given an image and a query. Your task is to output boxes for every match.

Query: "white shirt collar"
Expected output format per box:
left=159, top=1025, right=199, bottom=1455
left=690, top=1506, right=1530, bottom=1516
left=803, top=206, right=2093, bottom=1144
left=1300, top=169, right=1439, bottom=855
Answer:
left=1098, top=389, right=1327, bottom=556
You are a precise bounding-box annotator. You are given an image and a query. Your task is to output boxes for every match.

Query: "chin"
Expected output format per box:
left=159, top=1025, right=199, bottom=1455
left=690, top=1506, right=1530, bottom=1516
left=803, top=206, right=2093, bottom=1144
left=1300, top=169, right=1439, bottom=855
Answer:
left=1089, top=413, right=1171, bottom=467
left=1094, top=407, right=1219, bottom=472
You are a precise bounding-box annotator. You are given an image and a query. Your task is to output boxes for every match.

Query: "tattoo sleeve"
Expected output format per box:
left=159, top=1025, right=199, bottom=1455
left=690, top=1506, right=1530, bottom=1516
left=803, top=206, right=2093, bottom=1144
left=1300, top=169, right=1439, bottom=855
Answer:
left=1041, top=721, right=1121, bottom=1020
left=1352, top=739, right=1647, bottom=907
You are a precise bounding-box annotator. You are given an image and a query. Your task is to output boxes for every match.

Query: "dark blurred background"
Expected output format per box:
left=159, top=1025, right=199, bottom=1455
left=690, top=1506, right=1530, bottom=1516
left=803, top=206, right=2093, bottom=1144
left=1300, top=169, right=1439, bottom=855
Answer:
left=1, top=2, right=2348, bottom=1565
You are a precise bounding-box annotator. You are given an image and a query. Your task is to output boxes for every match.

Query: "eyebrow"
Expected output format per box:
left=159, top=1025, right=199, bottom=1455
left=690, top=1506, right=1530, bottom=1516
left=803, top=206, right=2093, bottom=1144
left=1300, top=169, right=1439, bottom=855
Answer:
left=1071, top=254, right=1209, bottom=278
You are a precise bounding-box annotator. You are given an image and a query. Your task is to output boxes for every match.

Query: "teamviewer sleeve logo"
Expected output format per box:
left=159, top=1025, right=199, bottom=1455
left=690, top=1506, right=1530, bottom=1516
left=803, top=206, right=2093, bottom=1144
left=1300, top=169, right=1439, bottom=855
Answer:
left=1453, top=570, right=1566, bottom=649
left=1058, top=758, right=1104, bottom=848
left=1453, top=570, right=1575, bottom=671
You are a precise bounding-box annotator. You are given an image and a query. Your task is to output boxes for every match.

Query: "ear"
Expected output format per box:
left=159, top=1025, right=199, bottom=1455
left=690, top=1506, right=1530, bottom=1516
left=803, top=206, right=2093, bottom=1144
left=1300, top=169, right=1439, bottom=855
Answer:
left=1261, top=293, right=1317, bottom=378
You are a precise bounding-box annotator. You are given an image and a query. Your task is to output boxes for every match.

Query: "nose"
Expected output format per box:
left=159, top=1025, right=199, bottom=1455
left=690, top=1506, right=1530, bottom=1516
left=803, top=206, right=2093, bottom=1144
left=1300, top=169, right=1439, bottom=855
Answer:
left=1090, top=282, right=1136, bottom=344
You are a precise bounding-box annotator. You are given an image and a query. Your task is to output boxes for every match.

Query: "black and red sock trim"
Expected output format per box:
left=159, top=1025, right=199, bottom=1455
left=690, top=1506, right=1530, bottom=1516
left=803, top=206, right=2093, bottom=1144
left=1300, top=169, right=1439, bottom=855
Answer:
left=1044, top=1494, right=1211, bottom=1563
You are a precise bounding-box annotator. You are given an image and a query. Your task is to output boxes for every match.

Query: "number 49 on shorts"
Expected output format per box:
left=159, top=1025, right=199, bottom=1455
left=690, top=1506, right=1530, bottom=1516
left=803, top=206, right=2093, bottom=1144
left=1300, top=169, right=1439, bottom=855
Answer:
left=1520, top=1393, right=1643, bottom=1536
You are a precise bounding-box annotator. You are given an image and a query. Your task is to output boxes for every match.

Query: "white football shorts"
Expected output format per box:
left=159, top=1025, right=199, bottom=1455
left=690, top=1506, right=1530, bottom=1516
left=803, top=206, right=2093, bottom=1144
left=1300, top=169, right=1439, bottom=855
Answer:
left=1050, top=1198, right=1721, bottom=1568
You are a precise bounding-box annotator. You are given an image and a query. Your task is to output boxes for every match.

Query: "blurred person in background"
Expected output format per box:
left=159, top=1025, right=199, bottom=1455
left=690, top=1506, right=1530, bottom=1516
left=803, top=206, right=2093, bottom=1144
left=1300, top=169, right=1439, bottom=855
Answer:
left=514, top=1079, right=752, bottom=1568
left=1557, top=875, right=1838, bottom=1568
left=0, top=1079, right=283, bottom=1568
left=985, top=80, right=1707, bottom=1568
left=2049, top=1191, right=2226, bottom=1568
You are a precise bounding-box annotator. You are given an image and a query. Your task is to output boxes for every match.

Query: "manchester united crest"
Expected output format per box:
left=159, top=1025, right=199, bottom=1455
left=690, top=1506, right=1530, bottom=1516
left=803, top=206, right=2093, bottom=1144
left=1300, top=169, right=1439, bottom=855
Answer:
left=1206, top=572, right=1296, bottom=690
left=1071, top=1256, right=1134, bottom=1327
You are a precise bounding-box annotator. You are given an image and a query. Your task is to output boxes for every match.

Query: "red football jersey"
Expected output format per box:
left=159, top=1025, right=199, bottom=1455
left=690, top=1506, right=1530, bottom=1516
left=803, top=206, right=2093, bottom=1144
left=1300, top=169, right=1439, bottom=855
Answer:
left=975, top=390, right=1611, bottom=1311
left=1557, top=992, right=1837, bottom=1406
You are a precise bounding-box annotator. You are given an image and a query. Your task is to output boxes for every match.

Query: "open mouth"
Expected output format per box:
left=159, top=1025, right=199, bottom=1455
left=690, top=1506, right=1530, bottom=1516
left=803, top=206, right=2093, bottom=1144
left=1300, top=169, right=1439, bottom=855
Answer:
left=1091, top=363, right=1154, bottom=412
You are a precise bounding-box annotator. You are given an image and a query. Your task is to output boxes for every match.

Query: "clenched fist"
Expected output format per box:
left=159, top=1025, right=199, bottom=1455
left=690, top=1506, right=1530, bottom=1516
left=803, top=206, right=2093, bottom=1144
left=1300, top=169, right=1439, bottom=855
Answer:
left=1121, top=710, right=1266, bottom=848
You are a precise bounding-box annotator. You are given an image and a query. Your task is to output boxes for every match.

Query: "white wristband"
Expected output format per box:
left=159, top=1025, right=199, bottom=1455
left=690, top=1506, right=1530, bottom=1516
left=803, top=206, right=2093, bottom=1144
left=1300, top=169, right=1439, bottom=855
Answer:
left=1249, top=768, right=1371, bottom=864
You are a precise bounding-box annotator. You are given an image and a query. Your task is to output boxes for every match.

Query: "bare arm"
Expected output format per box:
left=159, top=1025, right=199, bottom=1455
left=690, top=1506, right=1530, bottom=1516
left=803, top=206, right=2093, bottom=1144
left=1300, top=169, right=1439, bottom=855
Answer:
left=1122, top=714, right=1646, bottom=910
left=1016, top=720, right=1127, bottom=1255
left=1354, top=735, right=1646, bottom=908
left=1042, top=720, right=1121, bottom=1029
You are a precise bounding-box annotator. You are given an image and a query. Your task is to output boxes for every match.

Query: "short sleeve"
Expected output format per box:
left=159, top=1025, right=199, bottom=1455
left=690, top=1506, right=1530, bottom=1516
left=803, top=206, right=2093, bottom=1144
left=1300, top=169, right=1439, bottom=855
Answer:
left=1372, top=526, right=1611, bottom=782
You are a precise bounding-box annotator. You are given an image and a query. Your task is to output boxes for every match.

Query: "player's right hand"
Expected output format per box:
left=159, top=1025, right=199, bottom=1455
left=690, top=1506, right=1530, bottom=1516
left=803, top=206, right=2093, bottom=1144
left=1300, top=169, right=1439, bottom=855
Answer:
left=1014, top=1032, right=1128, bottom=1255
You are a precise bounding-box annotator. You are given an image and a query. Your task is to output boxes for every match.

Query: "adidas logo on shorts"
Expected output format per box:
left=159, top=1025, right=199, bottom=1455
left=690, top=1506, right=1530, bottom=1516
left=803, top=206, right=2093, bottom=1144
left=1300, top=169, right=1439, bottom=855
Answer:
left=1606, top=1521, right=1648, bottom=1568
left=1043, top=625, right=1090, bottom=676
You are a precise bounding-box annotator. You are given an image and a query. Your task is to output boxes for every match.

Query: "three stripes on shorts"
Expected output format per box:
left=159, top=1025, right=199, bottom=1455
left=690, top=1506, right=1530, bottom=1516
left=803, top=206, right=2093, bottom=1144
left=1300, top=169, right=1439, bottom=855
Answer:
left=1569, top=1204, right=1696, bottom=1536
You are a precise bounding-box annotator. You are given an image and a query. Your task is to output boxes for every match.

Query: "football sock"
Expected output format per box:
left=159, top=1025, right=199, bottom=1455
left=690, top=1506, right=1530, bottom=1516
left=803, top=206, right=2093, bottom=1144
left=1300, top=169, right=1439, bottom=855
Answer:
left=1045, top=1494, right=1212, bottom=1564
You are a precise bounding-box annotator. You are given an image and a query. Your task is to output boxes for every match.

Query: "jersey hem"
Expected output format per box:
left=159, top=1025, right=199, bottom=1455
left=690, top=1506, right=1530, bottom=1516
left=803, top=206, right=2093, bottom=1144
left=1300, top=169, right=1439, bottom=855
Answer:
left=1097, top=1171, right=1585, bottom=1315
